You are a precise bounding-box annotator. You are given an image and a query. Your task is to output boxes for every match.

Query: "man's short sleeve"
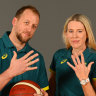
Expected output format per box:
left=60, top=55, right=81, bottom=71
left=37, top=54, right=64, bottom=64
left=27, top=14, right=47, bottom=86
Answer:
left=50, top=53, right=57, bottom=73
left=37, top=54, right=49, bottom=91
left=0, top=49, right=2, bottom=95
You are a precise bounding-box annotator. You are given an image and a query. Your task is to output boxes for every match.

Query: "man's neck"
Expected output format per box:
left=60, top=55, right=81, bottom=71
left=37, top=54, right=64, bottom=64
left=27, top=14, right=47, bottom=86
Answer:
left=9, top=32, right=25, bottom=51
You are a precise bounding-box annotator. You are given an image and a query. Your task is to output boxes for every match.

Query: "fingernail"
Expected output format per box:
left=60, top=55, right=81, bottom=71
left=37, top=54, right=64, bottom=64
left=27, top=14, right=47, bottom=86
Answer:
left=36, top=53, right=39, bottom=56
left=35, top=67, right=38, bottom=69
left=37, top=58, right=39, bottom=61
left=31, top=50, right=34, bottom=52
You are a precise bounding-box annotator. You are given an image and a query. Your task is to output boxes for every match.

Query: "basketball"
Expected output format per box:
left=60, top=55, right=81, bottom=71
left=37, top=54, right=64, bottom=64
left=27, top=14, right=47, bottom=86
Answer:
left=9, top=80, right=42, bottom=96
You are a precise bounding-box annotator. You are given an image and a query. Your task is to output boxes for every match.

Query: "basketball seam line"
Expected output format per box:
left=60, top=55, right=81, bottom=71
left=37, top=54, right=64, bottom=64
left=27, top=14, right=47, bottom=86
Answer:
left=13, top=82, right=41, bottom=94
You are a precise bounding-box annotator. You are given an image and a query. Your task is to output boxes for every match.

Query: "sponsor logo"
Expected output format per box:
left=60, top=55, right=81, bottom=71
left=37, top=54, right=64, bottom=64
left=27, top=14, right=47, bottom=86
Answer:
left=1, top=54, right=8, bottom=59
left=61, top=59, right=67, bottom=64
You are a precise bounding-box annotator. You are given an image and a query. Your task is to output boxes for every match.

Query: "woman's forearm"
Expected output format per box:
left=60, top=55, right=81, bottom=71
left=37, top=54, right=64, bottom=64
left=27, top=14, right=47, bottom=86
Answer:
left=82, top=82, right=96, bottom=96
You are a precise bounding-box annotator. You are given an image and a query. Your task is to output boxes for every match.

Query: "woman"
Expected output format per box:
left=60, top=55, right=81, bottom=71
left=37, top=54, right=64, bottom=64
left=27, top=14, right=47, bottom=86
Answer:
left=48, top=14, right=96, bottom=96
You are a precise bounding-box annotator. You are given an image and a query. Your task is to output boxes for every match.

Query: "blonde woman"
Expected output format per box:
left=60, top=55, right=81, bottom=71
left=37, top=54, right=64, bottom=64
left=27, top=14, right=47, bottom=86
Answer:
left=49, top=14, right=96, bottom=96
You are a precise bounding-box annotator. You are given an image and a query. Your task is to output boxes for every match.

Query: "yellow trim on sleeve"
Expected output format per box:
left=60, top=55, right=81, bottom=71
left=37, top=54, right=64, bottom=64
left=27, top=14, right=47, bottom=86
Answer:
left=92, top=78, right=96, bottom=81
left=42, top=86, right=49, bottom=91
left=49, top=68, right=56, bottom=73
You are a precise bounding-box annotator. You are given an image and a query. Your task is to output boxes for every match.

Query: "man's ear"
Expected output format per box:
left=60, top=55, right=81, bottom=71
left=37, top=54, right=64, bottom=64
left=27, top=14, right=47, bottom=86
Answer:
left=12, top=17, right=17, bottom=26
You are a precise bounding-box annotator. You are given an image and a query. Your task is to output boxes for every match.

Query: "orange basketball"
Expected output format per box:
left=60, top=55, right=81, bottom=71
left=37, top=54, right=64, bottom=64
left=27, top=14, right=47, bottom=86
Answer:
left=9, top=80, right=42, bottom=96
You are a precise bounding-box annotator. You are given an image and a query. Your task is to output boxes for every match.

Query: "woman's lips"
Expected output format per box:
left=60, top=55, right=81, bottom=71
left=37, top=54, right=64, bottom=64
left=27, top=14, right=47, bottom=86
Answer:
left=72, top=40, right=79, bottom=43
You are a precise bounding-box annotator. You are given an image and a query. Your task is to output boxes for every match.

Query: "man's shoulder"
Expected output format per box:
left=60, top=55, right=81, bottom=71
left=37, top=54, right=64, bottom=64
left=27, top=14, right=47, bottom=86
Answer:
left=0, top=38, right=4, bottom=56
left=0, top=38, right=4, bottom=48
left=0, top=37, right=3, bottom=42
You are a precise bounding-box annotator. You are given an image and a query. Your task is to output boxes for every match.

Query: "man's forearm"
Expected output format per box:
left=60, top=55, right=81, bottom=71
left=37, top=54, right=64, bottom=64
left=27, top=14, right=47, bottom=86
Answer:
left=0, top=69, right=13, bottom=91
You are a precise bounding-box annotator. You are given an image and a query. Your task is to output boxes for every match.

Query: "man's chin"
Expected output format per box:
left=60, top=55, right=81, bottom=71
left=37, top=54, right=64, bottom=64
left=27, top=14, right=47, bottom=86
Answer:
left=17, top=34, right=30, bottom=43
left=18, top=37, right=29, bottom=43
left=21, top=39, right=29, bottom=43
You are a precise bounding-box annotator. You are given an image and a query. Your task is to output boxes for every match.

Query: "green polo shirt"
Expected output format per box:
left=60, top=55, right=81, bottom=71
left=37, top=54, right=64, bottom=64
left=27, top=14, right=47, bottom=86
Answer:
left=0, top=32, right=49, bottom=96
left=50, top=47, right=96, bottom=96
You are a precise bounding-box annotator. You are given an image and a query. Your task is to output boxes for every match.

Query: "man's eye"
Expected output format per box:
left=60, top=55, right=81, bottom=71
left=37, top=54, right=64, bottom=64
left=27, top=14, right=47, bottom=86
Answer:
left=24, top=22, right=29, bottom=25
left=33, top=25, right=37, bottom=29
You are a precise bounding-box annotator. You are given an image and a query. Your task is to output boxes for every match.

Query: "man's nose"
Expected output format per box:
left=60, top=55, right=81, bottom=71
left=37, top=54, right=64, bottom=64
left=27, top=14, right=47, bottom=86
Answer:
left=27, top=25, right=32, bottom=32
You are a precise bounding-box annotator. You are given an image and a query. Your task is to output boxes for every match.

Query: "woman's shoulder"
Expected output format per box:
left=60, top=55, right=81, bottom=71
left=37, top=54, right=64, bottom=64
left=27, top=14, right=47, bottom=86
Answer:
left=88, top=48, right=96, bottom=61
left=89, top=48, right=96, bottom=55
left=53, top=48, right=68, bottom=57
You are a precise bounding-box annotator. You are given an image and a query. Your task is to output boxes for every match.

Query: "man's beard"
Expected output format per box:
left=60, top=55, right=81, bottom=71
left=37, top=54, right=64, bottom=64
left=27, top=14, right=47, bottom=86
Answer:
left=16, top=32, right=31, bottom=43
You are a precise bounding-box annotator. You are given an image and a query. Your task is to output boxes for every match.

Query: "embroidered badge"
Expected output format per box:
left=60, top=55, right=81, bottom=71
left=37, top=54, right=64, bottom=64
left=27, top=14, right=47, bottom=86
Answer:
left=85, top=62, right=87, bottom=65
left=1, top=54, right=8, bottom=59
left=61, top=59, right=67, bottom=64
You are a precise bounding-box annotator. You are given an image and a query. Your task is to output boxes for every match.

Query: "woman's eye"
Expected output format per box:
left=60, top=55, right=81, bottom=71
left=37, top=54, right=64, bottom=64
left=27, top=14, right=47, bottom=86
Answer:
left=78, top=30, right=82, bottom=33
left=69, top=30, right=73, bottom=33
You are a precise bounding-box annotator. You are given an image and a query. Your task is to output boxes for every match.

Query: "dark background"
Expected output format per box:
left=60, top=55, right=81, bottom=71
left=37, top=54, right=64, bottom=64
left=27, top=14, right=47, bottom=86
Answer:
left=0, top=0, right=96, bottom=77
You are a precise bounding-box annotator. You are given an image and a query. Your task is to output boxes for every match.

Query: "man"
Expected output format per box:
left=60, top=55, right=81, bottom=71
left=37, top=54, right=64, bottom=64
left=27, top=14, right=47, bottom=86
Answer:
left=0, top=5, right=49, bottom=96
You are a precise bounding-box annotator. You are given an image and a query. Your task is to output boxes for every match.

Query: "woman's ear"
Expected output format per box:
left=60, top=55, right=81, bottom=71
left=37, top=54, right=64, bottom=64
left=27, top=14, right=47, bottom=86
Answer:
left=64, top=31, right=67, bottom=38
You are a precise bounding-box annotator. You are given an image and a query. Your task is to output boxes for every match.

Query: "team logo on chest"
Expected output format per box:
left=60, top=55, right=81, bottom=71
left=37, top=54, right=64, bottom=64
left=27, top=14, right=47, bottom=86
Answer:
left=1, top=53, right=8, bottom=59
left=60, top=59, right=67, bottom=64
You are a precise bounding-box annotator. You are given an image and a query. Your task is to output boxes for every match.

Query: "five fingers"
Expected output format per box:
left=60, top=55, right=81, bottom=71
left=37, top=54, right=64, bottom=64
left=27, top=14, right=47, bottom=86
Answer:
left=12, top=50, right=39, bottom=71
left=67, top=52, right=94, bottom=72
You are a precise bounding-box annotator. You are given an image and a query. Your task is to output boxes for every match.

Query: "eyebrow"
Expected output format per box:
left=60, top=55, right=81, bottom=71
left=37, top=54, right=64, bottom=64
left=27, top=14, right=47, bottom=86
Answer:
left=68, top=29, right=84, bottom=30
left=33, top=24, right=38, bottom=26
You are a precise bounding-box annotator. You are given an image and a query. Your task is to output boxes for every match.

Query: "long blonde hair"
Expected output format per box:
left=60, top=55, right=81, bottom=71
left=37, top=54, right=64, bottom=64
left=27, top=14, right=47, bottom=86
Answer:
left=63, top=14, right=96, bottom=50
